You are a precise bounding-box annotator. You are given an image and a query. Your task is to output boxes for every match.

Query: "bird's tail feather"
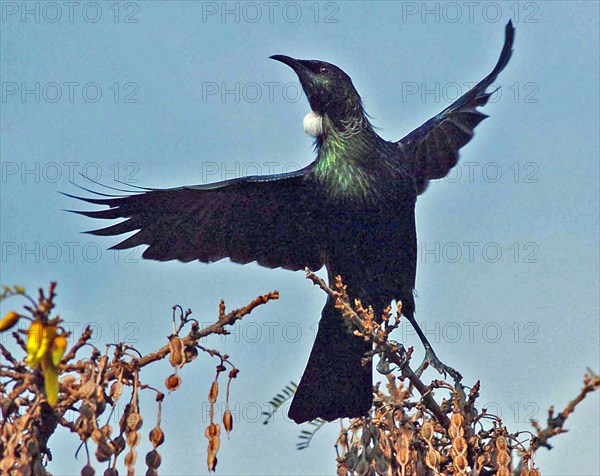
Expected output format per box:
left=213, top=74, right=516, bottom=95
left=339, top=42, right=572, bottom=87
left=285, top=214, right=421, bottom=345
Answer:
left=288, top=299, right=372, bottom=423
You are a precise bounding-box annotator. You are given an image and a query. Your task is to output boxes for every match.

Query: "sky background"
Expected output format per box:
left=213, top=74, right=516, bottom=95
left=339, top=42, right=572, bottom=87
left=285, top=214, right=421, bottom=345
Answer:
left=1, top=1, right=599, bottom=475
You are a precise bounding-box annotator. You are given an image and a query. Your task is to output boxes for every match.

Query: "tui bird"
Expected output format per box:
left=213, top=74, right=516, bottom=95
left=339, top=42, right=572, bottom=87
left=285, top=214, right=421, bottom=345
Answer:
left=67, top=22, right=515, bottom=424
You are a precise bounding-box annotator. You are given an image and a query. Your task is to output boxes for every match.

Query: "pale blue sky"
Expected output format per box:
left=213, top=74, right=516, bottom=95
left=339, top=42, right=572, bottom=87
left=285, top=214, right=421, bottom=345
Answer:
left=1, top=1, right=599, bottom=475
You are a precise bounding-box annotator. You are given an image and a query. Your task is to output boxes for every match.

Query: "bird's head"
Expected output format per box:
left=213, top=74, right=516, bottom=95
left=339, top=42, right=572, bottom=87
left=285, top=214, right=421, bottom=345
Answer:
left=270, top=55, right=369, bottom=137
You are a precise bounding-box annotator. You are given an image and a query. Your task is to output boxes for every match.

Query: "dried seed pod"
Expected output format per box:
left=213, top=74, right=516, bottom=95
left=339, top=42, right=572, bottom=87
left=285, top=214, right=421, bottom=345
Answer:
left=95, top=398, right=107, bottom=417
left=168, top=335, right=185, bottom=368
left=95, top=441, right=114, bottom=463
left=145, top=449, right=162, bottom=469
left=149, top=426, right=165, bottom=448
left=360, top=427, right=372, bottom=447
left=127, top=412, right=143, bottom=432
left=207, top=454, right=218, bottom=472
left=454, top=453, right=468, bottom=472
left=425, top=449, right=439, bottom=470
left=80, top=380, right=96, bottom=399
left=145, top=470, right=159, bottom=476
left=124, top=449, right=137, bottom=468
left=204, top=422, right=220, bottom=439
left=208, top=381, right=218, bottom=403
left=113, top=435, right=126, bottom=455
left=101, top=424, right=113, bottom=439
left=354, top=454, right=370, bottom=476
left=126, top=431, right=141, bottom=448
left=103, top=468, right=118, bottom=476
left=223, top=410, right=233, bottom=437
left=452, top=436, right=467, bottom=455
left=80, top=401, right=97, bottom=419
left=497, top=450, right=511, bottom=467
left=109, top=381, right=124, bottom=401
left=184, top=345, right=198, bottom=362
left=420, top=421, right=434, bottom=442
left=91, top=429, right=104, bottom=445
left=81, top=463, right=95, bottom=476
left=165, top=373, right=181, bottom=391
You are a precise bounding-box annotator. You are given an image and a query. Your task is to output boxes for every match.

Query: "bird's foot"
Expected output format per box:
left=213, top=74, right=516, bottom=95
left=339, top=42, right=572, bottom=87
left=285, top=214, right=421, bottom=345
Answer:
left=375, top=341, right=407, bottom=375
left=414, top=347, right=462, bottom=383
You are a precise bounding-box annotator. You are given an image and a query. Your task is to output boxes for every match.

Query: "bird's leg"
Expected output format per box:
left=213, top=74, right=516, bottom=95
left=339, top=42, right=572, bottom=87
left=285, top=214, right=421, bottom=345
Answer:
left=404, top=313, right=462, bottom=382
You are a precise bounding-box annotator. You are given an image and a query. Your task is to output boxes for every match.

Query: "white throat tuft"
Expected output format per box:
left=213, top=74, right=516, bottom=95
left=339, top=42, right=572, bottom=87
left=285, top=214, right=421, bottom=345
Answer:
left=303, top=111, right=323, bottom=137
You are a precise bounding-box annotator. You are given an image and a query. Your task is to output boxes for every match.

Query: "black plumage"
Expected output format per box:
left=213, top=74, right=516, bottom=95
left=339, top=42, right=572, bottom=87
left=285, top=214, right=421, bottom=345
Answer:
left=67, top=22, right=515, bottom=424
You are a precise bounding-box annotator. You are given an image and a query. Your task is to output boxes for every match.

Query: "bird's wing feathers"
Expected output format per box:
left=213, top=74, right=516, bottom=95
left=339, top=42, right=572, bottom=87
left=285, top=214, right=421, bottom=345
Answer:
left=67, top=169, right=324, bottom=271
left=398, top=20, right=515, bottom=194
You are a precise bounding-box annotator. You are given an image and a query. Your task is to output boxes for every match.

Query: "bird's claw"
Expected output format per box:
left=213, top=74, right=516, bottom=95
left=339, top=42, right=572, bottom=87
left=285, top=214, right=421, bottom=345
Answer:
left=376, top=341, right=407, bottom=375
left=414, top=347, right=462, bottom=383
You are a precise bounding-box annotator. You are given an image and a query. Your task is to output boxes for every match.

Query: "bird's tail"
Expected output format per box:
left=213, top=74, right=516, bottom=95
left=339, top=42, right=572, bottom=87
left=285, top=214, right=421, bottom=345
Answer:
left=288, top=298, right=372, bottom=423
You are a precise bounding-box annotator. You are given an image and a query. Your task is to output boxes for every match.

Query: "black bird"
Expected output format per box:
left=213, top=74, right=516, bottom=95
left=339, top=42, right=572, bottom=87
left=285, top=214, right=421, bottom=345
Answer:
left=67, top=22, right=515, bottom=424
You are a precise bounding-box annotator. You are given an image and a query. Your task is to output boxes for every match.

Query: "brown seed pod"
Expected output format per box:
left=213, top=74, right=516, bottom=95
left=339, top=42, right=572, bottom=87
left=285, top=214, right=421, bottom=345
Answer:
left=95, top=441, right=114, bottom=463
left=109, top=381, right=123, bottom=401
left=223, top=410, right=233, bottom=437
left=127, top=412, right=143, bottom=432
left=100, top=424, right=113, bottom=439
left=496, top=435, right=508, bottom=451
left=420, top=421, right=434, bottom=442
left=452, top=436, right=467, bottom=455
left=81, top=463, right=95, bottom=476
left=79, top=401, right=97, bottom=419
left=208, top=380, right=218, bottom=403
left=149, top=426, right=165, bottom=448
left=124, top=449, right=137, bottom=468
left=113, top=435, right=126, bottom=455
left=126, top=431, right=141, bottom=448
left=80, top=380, right=96, bottom=399
left=168, top=335, right=185, bottom=368
left=165, top=373, right=181, bottom=391
left=145, top=449, right=162, bottom=469
left=184, top=345, right=198, bottom=362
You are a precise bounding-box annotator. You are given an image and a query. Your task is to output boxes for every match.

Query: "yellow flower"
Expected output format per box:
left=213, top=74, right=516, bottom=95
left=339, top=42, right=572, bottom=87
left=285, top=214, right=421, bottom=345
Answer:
left=26, top=323, right=57, bottom=368
left=40, top=353, right=59, bottom=406
left=26, top=321, right=44, bottom=366
left=0, top=311, right=21, bottom=332
left=50, top=334, right=67, bottom=367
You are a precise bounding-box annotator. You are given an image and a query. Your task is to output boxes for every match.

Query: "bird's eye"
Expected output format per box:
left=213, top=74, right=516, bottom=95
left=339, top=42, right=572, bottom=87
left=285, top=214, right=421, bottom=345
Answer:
left=319, top=66, right=330, bottom=74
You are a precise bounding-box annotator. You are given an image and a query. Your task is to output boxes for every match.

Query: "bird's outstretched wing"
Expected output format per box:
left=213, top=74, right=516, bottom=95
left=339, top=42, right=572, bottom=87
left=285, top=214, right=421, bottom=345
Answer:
left=66, top=169, right=324, bottom=271
left=398, top=20, right=515, bottom=194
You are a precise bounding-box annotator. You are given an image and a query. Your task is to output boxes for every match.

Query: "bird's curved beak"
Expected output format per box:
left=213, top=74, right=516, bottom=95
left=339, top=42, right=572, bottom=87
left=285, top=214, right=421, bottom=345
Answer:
left=270, top=55, right=318, bottom=112
left=270, top=55, right=312, bottom=77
